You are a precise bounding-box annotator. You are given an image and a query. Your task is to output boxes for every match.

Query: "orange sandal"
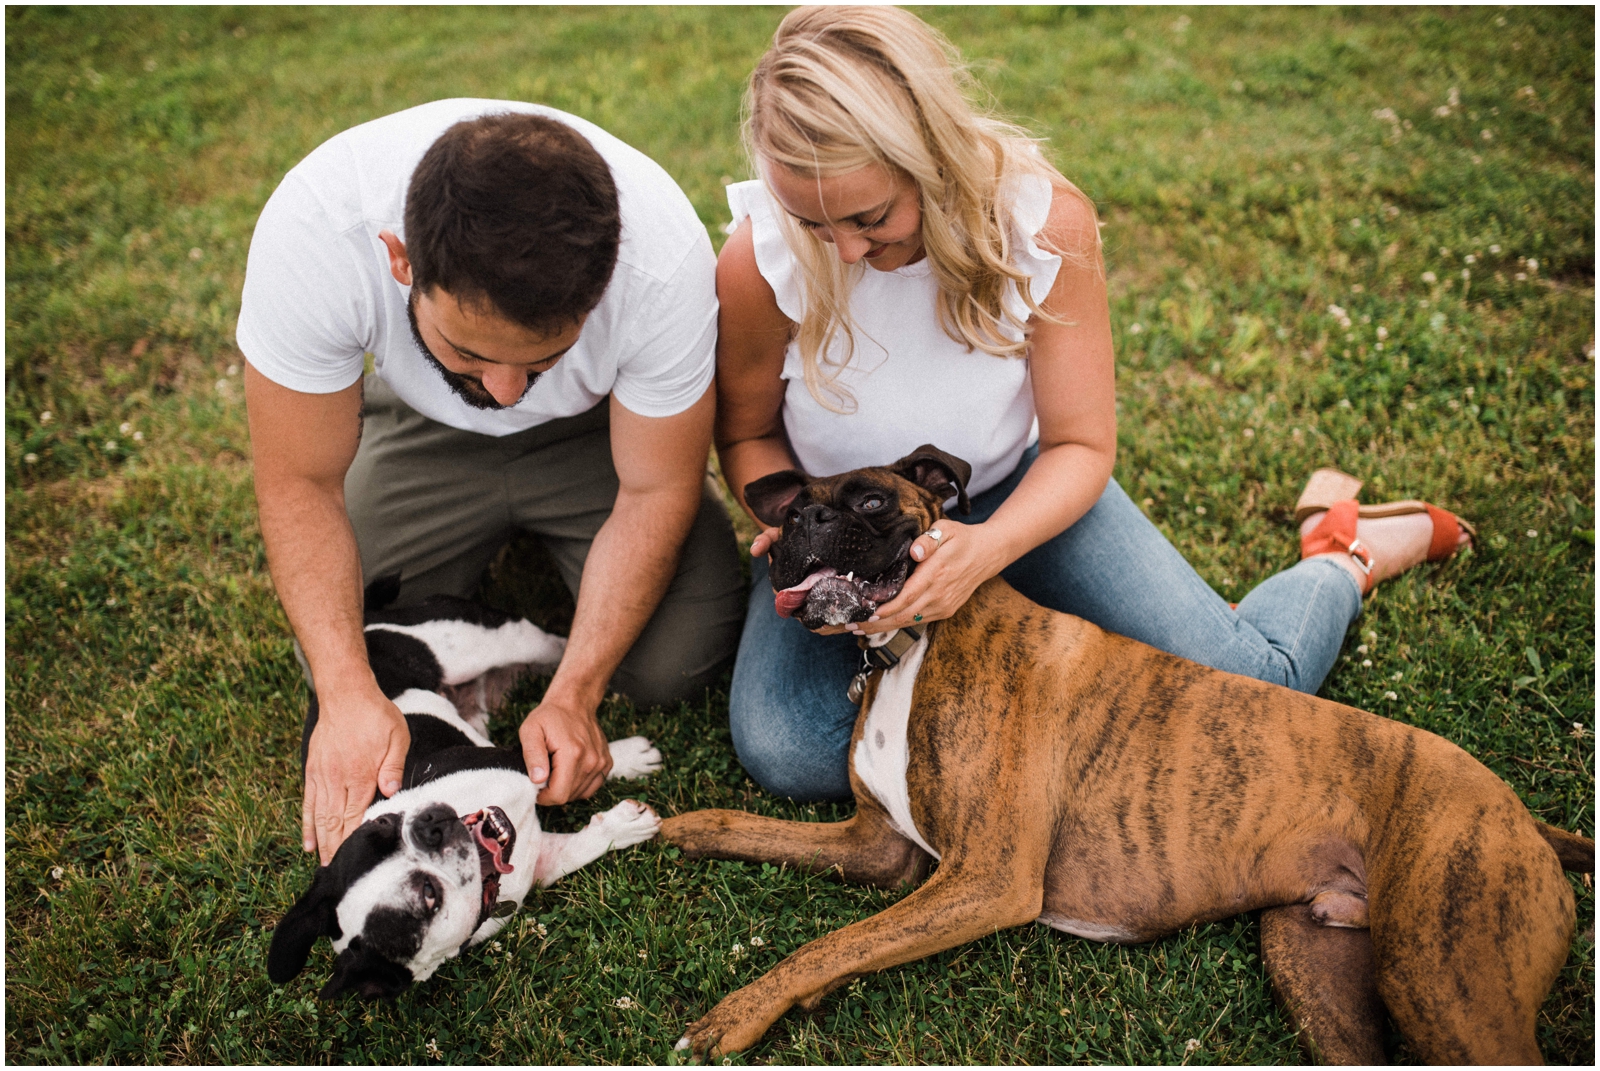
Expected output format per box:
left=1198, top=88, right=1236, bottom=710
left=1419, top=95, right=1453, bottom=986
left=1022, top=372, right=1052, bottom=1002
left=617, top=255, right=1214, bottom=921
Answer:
left=1296, top=469, right=1476, bottom=595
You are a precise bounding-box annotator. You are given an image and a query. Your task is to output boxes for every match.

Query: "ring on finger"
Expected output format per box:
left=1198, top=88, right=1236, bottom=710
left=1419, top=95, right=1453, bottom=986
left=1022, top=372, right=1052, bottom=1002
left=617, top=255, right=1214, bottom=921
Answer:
left=925, top=527, right=944, bottom=544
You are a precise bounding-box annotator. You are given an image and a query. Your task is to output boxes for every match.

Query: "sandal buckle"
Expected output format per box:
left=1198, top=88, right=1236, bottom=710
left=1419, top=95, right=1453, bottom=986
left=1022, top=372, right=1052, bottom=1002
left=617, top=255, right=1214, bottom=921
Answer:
left=1347, top=538, right=1374, bottom=575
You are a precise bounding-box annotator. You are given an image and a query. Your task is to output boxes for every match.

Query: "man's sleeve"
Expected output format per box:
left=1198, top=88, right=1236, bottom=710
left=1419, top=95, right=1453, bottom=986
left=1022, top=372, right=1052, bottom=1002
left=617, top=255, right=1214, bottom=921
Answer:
left=236, top=174, right=373, bottom=394
left=607, top=235, right=719, bottom=419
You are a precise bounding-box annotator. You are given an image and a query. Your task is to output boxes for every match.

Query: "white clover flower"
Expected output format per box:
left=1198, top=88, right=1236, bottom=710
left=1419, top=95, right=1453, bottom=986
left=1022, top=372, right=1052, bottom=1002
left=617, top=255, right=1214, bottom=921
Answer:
left=1391, top=672, right=1403, bottom=681
left=1448, top=87, right=1460, bottom=107
left=1384, top=691, right=1398, bottom=700
left=1350, top=218, right=1363, bottom=228
left=425, top=1038, right=443, bottom=1060
left=227, top=364, right=239, bottom=376
left=104, top=440, right=118, bottom=452
left=119, top=421, right=133, bottom=434
left=1526, top=258, right=1539, bottom=273
left=39, top=411, right=53, bottom=424
left=50, top=866, right=63, bottom=880
left=1489, top=244, right=1501, bottom=254
left=638, top=948, right=649, bottom=959
left=1461, top=269, right=1471, bottom=280
left=750, top=936, right=766, bottom=947
left=536, top=923, right=548, bottom=938
left=490, top=941, right=502, bottom=952
left=1465, top=386, right=1474, bottom=398
left=1243, top=427, right=1255, bottom=438
left=1527, top=529, right=1538, bottom=538
left=1434, top=105, right=1452, bottom=118
left=1481, top=129, right=1493, bottom=141
left=1372, top=107, right=1398, bottom=122
left=1362, top=659, right=1373, bottom=668
left=1185, top=1039, right=1202, bottom=1055
left=1128, top=322, right=1143, bottom=334
left=132, top=431, right=144, bottom=442
left=1338, top=398, right=1352, bottom=408
left=1327, top=303, right=1346, bottom=319
left=613, top=996, right=637, bottom=1010
left=24, top=453, right=38, bottom=464
left=189, top=247, right=203, bottom=261
left=1356, top=644, right=1369, bottom=655
left=1464, top=254, right=1476, bottom=265
left=1515, top=272, right=1527, bottom=281
left=1516, top=85, right=1536, bottom=99
left=1376, top=326, right=1388, bottom=340
left=1421, top=271, right=1437, bottom=283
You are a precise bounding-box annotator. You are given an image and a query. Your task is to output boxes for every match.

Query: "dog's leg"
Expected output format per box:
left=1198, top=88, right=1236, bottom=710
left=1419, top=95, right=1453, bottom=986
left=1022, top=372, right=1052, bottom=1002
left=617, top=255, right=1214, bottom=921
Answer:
left=531, top=800, right=661, bottom=888
left=1259, top=904, right=1387, bottom=1065
left=674, top=857, right=1042, bottom=1058
left=660, top=802, right=930, bottom=891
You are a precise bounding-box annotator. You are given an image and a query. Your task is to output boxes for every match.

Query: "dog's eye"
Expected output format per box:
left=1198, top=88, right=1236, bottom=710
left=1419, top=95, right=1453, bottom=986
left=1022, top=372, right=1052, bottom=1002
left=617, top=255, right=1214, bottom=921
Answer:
left=857, top=496, right=884, bottom=511
left=422, top=880, right=438, bottom=912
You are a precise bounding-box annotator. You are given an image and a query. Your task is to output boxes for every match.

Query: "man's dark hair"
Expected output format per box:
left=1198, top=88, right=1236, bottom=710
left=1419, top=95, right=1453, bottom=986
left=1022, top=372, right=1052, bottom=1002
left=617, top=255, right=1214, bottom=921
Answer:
left=404, top=112, right=621, bottom=333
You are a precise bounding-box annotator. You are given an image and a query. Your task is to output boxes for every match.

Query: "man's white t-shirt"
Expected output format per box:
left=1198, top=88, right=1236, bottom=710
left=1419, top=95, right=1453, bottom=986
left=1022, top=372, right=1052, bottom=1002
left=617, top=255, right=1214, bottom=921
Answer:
left=236, top=99, right=716, bottom=435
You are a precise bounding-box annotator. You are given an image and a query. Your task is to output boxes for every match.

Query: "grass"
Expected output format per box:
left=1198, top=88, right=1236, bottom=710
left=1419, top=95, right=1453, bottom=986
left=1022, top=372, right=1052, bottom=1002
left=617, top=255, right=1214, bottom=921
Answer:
left=5, top=5, right=1593, bottom=1064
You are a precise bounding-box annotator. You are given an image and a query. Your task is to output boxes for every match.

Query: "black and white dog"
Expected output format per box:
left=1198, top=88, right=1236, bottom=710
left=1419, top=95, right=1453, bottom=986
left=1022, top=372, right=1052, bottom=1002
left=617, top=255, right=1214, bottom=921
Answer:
left=267, top=596, right=662, bottom=1000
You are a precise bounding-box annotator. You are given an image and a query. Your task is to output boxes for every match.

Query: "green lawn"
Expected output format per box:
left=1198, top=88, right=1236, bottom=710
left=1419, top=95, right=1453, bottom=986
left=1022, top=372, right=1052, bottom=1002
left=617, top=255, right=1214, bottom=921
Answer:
left=5, top=5, right=1593, bottom=1064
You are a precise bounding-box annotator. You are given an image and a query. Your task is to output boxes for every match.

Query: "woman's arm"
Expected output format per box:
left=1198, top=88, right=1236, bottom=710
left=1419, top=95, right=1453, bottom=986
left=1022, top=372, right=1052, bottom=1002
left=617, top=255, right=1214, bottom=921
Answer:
left=714, top=218, right=798, bottom=551
left=860, top=185, right=1117, bottom=633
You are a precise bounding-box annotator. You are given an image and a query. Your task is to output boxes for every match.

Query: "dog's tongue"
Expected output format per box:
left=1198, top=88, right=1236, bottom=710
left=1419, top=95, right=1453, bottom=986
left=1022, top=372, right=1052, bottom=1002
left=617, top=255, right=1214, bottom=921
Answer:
left=774, top=568, right=836, bottom=618
left=472, top=821, right=515, bottom=875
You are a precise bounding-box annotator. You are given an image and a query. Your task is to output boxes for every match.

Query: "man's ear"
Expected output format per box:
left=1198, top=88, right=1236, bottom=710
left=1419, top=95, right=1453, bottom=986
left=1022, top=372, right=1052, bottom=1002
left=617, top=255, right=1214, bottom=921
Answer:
left=267, top=868, right=344, bottom=984
left=319, top=938, right=414, bottom=1001
left=744, top=470, right=810, bottom=528
left=377, top=230, right=412, bottom=287
left=889, top=445, right=972, bottom=515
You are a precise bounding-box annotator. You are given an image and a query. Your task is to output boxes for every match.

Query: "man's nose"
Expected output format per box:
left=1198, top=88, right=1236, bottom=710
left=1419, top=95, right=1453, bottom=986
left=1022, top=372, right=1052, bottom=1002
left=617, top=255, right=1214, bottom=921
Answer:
left=481, top=365, right=529, bottom=406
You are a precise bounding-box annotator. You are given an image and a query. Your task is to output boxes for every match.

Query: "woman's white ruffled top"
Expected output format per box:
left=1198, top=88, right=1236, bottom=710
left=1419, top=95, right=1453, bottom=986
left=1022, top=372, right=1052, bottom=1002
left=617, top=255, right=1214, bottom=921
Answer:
left=727, top=171, right=1061, bottom=496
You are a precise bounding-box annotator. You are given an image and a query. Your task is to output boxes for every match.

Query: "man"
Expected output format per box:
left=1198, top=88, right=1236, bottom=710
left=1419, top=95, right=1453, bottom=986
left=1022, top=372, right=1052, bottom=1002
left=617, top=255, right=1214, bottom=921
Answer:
left=238, top=100, right=744, bottom=864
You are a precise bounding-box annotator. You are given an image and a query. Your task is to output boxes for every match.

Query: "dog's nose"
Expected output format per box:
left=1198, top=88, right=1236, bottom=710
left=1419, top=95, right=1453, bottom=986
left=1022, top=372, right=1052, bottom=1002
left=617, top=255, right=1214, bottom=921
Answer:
left=411, top=803, right=459, bottom=851
left=799, top=504, right=838, bottom=532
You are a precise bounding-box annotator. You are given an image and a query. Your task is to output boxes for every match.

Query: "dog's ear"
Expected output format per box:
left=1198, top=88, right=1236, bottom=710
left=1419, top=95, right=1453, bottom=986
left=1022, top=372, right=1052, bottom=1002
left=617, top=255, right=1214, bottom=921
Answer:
left=744, top=470, right=810, bottom=527
left=267, top=869, right=344, bottom=984
left=889, top=445, right=972, bottom=516
left=319, top=938, right=414, bottom=1001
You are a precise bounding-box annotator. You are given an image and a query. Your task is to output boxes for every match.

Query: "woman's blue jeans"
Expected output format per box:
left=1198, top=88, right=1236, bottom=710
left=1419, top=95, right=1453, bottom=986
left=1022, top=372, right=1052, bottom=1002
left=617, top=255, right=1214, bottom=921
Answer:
left=728, top=446, right=1364, bottom=801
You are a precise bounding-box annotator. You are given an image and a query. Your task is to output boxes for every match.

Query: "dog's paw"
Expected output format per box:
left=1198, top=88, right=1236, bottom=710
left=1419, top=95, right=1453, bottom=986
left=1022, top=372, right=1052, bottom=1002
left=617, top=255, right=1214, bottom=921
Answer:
left=511, top=621, right=567, bottom=673
left=591, top=798, right=661, bottom=850
left=607, top=736, right=663, bottom=780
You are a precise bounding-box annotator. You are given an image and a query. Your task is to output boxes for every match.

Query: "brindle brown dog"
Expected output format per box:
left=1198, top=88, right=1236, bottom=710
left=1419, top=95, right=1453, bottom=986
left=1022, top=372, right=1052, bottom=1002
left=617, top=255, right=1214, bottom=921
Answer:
left=661, top=445, right=1593, bottom=1064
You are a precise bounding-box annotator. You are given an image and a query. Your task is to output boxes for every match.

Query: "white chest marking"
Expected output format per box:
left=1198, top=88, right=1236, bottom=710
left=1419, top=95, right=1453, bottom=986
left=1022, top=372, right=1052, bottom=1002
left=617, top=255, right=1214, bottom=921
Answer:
left=851, top=635, right=939, bottom=860
left=364, top=619, right=565, bottom=684
left=390, top=689, right=492, bottom=747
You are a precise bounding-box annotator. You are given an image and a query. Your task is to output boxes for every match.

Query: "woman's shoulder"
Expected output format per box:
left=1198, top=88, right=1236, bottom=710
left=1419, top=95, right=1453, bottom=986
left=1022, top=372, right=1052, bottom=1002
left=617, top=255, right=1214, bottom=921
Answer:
left=1032, top=179, right=1101, bottom=262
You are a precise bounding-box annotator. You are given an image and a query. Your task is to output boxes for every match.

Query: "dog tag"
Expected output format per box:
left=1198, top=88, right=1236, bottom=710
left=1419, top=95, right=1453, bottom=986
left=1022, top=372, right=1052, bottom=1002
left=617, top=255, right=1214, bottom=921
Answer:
left=491, top=900, right=518, bottom=918
left=847, top=671, right=870, bottom=705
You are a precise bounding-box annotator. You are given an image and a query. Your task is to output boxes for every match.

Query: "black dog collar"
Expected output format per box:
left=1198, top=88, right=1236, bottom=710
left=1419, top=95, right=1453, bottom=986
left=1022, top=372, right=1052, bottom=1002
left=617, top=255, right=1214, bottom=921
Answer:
left=847, top=625, right=925, bottom=704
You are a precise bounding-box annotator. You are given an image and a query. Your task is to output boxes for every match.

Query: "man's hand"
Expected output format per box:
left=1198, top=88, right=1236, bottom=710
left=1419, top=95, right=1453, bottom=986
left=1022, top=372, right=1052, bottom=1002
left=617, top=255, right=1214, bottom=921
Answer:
left=749, top=525, right=782, bottom=559
left=519, top=695, right=612, bottom=805
left=303, top=690, right=410, bottom=864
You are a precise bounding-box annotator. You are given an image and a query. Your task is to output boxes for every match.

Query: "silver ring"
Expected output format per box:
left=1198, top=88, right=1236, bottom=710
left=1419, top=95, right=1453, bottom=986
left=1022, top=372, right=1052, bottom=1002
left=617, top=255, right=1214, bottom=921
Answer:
left=926, top=528, right=944, bottom=544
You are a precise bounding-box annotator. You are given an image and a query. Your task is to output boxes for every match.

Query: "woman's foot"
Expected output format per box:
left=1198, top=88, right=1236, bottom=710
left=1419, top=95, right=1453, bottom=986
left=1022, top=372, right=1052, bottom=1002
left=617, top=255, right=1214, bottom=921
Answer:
left=1299, top=510, right=1472, bottom=590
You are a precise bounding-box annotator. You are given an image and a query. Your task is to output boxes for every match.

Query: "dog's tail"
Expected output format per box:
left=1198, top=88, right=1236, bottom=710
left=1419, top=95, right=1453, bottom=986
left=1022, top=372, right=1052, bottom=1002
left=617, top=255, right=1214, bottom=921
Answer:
left=1537, top=821, right=1595, bottom=872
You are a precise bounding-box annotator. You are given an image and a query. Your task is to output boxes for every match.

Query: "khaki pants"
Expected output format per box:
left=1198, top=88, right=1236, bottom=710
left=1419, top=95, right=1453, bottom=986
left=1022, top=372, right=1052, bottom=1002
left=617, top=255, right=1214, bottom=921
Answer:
left=345, top=375, right=745, bottom=706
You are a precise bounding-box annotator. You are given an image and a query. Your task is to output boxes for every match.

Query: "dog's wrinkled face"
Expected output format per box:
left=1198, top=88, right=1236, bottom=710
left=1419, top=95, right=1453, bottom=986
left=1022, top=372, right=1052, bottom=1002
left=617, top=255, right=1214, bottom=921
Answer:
left=745, top=445, right=972, bottom=630
left=266, top=802, right=518, bottom=1000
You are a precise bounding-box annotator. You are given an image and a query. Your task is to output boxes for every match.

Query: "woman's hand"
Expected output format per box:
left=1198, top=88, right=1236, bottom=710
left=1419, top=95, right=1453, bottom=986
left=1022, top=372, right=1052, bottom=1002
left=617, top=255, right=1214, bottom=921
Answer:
left=848, top=519, right=1006, bottom=635
left=750, top=525, right=783, bottom=559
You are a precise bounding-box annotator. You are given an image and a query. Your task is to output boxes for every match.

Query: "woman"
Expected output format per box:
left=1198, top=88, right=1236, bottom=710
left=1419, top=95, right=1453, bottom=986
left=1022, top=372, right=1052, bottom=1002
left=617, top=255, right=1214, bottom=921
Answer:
left=716, top=6, right=1470, bottom=801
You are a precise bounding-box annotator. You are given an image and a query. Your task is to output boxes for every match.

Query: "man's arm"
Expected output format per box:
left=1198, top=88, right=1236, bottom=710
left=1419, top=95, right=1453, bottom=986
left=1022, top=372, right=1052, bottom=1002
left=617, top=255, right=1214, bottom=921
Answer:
left=243, top=362, right=409, bottom=863
left=518, top=383, right=716, bottom=804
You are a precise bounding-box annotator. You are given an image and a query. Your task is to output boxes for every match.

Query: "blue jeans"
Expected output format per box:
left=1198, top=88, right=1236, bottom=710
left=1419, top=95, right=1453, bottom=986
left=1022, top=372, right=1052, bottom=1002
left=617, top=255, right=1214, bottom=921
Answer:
left=728, top=446, right=1364, bottom=801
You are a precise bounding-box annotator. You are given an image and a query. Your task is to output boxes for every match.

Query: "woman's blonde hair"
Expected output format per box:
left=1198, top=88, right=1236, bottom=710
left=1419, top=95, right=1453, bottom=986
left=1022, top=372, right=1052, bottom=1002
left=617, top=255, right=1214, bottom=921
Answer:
left=746, top=5, right=1099, bottom=410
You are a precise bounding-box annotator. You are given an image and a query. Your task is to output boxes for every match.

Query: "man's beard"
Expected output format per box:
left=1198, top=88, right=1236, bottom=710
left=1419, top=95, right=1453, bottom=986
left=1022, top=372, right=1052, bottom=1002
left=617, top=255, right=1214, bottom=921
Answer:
left=406, top=292, right=538, bottom=411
